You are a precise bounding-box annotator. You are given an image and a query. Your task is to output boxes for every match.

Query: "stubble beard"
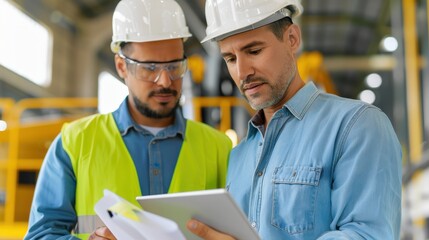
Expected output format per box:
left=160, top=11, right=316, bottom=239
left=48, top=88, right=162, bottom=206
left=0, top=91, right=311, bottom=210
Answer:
left=242, top=75, right=293, bottom=111
left=242, top=62, right=297, bottom=111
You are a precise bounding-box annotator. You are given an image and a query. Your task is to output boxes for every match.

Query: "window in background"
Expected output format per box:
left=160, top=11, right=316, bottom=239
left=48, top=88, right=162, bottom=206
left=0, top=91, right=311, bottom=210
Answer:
left=0, top=0, right=52, bottom=87
left=98, top=71, right=128, bottom=114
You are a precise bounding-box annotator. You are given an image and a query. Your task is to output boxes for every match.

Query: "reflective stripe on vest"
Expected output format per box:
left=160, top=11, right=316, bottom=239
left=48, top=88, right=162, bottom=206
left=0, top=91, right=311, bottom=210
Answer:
left=73, top=215, right=104, bottom=235
left=62, top=114, right=231, bottom=238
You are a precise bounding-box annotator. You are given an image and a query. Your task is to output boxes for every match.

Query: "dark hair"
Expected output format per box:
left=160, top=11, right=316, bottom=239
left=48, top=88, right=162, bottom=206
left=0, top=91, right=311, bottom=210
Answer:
left=119, top=42, right=132, bottom=54
left=267, top=17, right=293, bottom=41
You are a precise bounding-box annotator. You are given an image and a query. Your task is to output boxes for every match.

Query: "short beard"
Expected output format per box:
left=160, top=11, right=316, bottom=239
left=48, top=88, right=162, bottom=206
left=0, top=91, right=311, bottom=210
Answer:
left=133, top=90, right=180, bottom=119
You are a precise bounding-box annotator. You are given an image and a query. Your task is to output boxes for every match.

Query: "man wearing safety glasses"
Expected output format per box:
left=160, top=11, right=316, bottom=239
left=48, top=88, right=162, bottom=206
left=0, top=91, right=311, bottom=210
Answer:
left=117, top=50, right=188, bottom=85
left=24, top=0, right=232, bottom=239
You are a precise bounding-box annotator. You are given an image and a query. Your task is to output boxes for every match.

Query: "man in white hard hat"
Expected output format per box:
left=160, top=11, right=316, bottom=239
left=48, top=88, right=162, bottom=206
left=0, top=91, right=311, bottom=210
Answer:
left=187, top=0, right=402, bottom=239
left=24, top=0, right=231, bottom=239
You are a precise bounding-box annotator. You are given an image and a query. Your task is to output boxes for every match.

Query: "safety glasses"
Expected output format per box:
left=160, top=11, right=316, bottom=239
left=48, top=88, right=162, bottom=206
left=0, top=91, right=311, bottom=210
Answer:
left=118, top=51, right=187, bottom=83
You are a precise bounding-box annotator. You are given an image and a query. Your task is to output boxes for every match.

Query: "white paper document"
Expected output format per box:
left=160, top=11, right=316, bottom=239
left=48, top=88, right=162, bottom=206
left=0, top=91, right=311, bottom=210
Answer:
left=94, top=189, right=186, bottom=240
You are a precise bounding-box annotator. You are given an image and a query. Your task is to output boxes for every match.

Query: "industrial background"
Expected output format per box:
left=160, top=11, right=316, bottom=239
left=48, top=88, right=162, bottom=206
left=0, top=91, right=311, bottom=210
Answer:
left=0, top=0, right=428, bottom=239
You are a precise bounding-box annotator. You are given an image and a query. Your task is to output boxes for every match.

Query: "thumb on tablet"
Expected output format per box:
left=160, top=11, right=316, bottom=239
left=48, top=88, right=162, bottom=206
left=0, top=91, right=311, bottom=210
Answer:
left=186, top=219, right=236, bottom=240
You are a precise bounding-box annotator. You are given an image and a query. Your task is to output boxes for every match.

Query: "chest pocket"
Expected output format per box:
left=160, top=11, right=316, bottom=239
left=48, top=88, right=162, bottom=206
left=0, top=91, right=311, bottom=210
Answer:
left=271, top=166, right=322, bottom=234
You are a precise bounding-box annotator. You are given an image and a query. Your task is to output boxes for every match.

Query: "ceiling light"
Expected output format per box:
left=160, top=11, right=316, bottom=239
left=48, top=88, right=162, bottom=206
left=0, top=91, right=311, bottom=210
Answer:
left=0, top=120, right=7, bottom=131
left=221, top=79, right=234, bottom=96
left=365, top=73, right=382, bottom=88
left=380, top=36, right=398, bottom=52
left=225, top=129, right=238, bottom=147
left=359, top=90, right=376, bottom=104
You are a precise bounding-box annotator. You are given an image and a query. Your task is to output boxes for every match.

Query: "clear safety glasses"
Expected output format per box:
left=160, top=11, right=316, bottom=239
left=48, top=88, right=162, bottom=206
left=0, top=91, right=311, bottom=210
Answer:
left=118, top=51, right=187, bottom=83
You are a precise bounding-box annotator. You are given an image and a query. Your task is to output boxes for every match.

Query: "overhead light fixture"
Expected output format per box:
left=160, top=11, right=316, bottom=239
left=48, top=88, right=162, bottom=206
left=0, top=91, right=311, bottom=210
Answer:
left=225, top=129, right=238, bottom=147
left=359, top=90, right=376, bottom=104
left=365, top=73, right=382, bottom=88
left=221, top=79, right=234, bottom=96
left=380, top=36, right=398, bottom=52
left=0, top=120, right=7, bottom=131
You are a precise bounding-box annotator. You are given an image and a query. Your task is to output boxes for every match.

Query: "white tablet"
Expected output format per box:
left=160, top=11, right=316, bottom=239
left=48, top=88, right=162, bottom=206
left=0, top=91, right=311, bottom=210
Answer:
left=136, top=188, right=261, bottom=240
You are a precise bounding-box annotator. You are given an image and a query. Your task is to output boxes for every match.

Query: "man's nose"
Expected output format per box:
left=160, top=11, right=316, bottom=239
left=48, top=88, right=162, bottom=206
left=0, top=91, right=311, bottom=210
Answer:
left=236, top=57, right=254, bottom=82
left=155, top=70, right=172, bottom=88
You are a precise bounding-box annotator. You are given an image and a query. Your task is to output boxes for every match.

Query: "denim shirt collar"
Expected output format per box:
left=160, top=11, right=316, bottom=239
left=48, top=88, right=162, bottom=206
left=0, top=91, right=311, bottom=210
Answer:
left=112, top=97, right=185, bottom=139
left=247, top=81, right=320, bottom=137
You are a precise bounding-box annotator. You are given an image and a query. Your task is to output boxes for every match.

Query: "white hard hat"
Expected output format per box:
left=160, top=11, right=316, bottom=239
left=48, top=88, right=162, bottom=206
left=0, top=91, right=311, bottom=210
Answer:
left=201, top=0, right=303, bottom=43
left=111, top=0, right=192, bottom=53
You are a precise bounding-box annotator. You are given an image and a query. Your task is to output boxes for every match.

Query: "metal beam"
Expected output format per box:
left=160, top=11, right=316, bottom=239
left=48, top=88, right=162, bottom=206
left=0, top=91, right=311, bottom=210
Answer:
left=176, top=0, right=218, bottom=55
left=0, top=66, right=54, bottom=98
left=176, top=0, right=221, bottom=96
left=322, top=54, right=425, bottom=72
left=403, top=0, right=423, bottom=163
left=425, top=0, right=429, bottom=150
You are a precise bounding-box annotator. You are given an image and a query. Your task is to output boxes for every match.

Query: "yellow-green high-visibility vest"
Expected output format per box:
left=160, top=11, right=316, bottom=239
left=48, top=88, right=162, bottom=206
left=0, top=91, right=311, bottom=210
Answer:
left=61, top=113, right=231, bottom=239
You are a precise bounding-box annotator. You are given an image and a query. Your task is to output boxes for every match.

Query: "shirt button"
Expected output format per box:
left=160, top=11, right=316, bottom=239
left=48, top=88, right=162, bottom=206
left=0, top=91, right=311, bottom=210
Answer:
left=153, top=169, right=159, bottom=175
left=258, top=142, right=263, bottom=146
left=251, top=222, right=256, bottom=228
left=257, top=171, right=263, bottom=177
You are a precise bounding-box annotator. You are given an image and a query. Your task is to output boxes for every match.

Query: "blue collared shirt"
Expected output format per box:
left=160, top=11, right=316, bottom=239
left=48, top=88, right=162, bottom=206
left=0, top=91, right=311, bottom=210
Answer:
left=25, top=97, right=186, bottom=239
left=227, top=82, right=402, bottom=239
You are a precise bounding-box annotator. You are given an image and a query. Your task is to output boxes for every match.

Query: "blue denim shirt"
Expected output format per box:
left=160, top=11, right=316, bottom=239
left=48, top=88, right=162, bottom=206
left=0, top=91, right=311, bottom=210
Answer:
left=25, top=97, right=186, bottom=239
left=227, top=82, right=402, bottom=239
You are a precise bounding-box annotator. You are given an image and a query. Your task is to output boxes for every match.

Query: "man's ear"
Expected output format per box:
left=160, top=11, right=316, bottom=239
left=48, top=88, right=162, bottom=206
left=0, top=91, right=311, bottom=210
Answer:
left=114, top=54, right=127, bottom=79
left=285, top=24, right=301, bottom=53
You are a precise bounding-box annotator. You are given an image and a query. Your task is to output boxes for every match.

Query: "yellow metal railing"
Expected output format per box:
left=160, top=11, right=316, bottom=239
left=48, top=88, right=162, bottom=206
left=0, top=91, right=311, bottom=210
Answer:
left=5, top=98, right=98, bottom=223
left=0, top=98, right=98, bottom=238
left=0, top=98, right=15, bottom=230
left=0, top=98, right=14, bottom=168
left=192, top=96, right=254, bottom=133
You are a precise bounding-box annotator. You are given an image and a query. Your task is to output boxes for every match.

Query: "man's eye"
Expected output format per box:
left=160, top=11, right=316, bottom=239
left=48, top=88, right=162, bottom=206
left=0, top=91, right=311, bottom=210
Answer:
left=249, top=49, right=261, bottom=55
left=224, top=57, right=236, bottom=63
left=144, top=65, right=157, bottom=71
left=167, top=65, right=179, bottom=71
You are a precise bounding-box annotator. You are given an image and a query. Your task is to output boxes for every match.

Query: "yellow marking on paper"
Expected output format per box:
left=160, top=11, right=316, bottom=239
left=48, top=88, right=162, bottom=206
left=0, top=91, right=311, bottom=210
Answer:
left=108, top=201, right=141, bottom=222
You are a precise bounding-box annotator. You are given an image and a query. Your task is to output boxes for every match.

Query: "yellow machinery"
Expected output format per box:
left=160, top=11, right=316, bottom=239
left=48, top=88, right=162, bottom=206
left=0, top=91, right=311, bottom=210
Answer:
left=297, top=51, right=337, bottom=95
left=0, top=98, right=99, bottom=239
